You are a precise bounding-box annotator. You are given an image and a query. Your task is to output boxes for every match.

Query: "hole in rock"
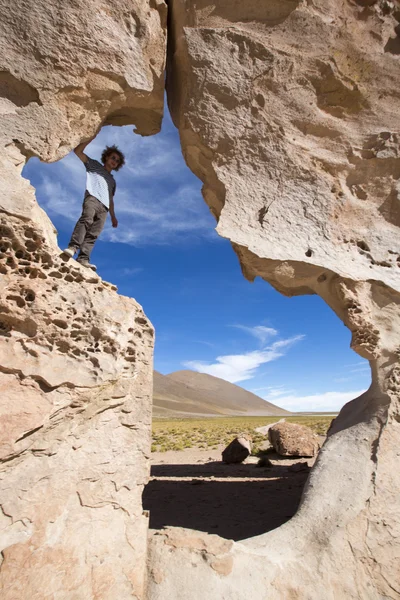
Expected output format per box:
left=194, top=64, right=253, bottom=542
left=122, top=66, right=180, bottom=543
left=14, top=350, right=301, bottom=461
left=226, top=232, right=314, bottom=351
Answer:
left=356, top=240, right=370, bottom=252
left=25, top=290, right=36, bottom=302
left=21, top=111, right=372, bottom=542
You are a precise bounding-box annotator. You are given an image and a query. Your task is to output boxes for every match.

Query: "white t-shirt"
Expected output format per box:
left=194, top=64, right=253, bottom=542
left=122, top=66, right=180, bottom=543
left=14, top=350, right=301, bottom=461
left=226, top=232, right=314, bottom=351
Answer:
left=84, top=157, right=116, bottom=209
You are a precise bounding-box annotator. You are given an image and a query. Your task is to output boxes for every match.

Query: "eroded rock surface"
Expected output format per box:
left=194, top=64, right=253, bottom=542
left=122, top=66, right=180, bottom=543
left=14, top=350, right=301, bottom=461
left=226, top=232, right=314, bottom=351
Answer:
left=1, top=0, right=400, bottom=598
left=0, top=1, right=166, bottom=598
left=0, top=152, right=155, bottom=600
left=0, top=0, right=167, bottom=162
left=148, top=1, right=400, bottom=599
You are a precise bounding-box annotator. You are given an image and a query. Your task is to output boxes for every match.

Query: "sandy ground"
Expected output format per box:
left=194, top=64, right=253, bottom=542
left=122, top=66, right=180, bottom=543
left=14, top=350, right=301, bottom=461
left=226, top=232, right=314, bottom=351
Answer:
left=142, top=446, right=317, bottom=542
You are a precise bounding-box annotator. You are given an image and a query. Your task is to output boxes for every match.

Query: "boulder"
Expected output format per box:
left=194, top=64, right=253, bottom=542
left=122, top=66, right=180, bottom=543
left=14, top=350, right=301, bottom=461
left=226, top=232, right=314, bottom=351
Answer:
left=268, top=422, right=320, bottom=458
left=222, top=436, right=252, bottom=464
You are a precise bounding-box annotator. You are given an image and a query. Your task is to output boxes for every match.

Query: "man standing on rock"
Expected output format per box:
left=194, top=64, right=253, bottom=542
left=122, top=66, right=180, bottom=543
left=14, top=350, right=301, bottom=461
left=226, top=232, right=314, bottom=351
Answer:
left=62, top=135, right=125, bottom=271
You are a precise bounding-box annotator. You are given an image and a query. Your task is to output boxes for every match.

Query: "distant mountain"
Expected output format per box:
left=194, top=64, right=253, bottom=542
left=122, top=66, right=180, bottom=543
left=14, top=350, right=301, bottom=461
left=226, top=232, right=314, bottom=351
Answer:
left=153, top=370, right=291, bottom=417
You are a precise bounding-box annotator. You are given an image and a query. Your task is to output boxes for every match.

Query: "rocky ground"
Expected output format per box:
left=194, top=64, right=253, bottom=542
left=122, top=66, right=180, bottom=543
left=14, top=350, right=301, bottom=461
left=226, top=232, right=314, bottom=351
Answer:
left=143, top=446, right=317, bottom=541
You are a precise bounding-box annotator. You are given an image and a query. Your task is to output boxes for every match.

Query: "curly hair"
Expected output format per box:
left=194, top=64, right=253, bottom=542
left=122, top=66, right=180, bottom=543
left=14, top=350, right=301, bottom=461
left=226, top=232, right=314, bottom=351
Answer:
left=101, top=145, right=125, bottom=171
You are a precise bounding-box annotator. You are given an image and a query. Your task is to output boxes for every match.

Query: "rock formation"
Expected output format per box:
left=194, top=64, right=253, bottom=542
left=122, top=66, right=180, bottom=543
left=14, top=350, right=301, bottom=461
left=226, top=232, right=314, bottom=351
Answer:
left=1, top=0, right=400, bottom=598
left=0, top=0, right=167, bottom=161
left=148, top=1, right=400, bottom=599
left=0, top=1, right=166, bottom=598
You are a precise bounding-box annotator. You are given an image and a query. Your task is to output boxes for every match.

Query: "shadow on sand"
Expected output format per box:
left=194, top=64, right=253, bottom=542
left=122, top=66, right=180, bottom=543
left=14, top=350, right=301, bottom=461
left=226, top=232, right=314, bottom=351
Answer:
left=142, top=461, right=309, bottom=541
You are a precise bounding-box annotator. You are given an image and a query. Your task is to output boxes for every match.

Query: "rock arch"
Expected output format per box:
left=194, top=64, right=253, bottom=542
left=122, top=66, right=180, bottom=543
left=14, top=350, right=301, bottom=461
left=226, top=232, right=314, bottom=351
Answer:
left=0, top=0, right=399, bottom=598
left=148, top=2, right=400, bottom=598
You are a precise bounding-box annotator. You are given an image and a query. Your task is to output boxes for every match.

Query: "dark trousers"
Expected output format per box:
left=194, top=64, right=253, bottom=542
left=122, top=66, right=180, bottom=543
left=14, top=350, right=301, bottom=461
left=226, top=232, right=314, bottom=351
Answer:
left=69, top=195, right=108, bottom=261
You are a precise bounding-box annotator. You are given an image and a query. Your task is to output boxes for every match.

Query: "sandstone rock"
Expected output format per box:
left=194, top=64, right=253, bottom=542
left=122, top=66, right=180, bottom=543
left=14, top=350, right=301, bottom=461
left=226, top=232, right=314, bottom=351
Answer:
left=0, top=199, right=155, bottom=599
left=222, top=436, right=252, bottom=464
left=1, top=0, right=400, bottom=597
left=147, top=1, right=400, bottom=599
left=268, top=422, right=320, bottom=458
left=0, top=2, right=166, bottom=598
left=0, top=0, right=167, bottom=163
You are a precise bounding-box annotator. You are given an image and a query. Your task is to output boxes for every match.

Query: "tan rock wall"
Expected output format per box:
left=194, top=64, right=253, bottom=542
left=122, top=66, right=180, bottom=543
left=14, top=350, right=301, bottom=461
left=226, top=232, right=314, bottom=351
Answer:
left=0, top=160, right=155, bottom=599
left=0, top=1, right=166, bottom=598
left=0, top=0, right=167, bottom=161
left=148, top=1, right=400, bottom=598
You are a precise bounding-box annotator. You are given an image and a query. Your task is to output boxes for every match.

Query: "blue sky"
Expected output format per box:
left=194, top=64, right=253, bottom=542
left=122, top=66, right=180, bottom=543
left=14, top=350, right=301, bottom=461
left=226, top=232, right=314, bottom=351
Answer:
left=22, top=108, right=370, bottom=412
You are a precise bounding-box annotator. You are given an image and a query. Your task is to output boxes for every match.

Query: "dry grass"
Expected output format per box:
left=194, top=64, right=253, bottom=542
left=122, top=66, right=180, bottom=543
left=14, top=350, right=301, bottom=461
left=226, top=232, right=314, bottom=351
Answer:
left=151, top=415, right=335, bottom=453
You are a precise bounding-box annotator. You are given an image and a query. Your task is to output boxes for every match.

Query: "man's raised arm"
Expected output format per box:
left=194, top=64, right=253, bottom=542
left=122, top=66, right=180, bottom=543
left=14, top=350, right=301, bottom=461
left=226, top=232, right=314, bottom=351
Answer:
left=74, top=135, right=96, bottom=163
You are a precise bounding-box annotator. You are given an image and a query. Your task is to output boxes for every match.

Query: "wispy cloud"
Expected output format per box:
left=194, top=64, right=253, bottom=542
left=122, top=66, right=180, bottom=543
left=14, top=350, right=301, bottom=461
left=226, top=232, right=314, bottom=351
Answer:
left=265, top=389, right=367, bottom=412
left=346, top=361, right=369, bottom=367
left=252, top=385, right=294, bottom=397
left=36, top=177, right=81, bottom=221
left=184, top=335, right=304, bottom=383
left=193, top=340, right=216, bottom=348
left=102, top=182, right=217, bottom=246
left=350, top=365, right=370, bottom=374
left=334, top=361, right=370, bottom=383
left=233, top=324, right=278, bottom=345
left=120, top=267, right=143, bottom=277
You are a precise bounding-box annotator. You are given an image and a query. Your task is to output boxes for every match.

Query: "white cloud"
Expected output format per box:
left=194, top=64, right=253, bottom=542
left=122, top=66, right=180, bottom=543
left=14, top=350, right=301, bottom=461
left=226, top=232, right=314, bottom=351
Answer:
left=56, top=153, right=86, bottom=188
left=264, top=389, right=367, bottom=413
left=30, top=124, right=219, bottom=247
left=120, top=267, right=143, bottom=276
left=350, top=365, right=370, bottom=374
left=233, top=324, right=278, bottom=345
left=346, top=361, right=368, bottom=367
left=253, top=386, right=294, bottom=397
left=193, top=340, right=216, bottom=348
left=184, top=335, right=304, bottom=383
left=333, top=362, right=370, bottom=383
left=36, top=177, right=81, bottom=221
left=87, top=124, right=185, bottom=182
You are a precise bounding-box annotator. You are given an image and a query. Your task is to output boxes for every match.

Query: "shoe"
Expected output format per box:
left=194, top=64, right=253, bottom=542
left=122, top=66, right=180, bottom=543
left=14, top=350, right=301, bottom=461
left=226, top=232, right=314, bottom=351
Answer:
left=77, top=260, right=97, bottom=271
left=62, top=246, right=76, bottom=258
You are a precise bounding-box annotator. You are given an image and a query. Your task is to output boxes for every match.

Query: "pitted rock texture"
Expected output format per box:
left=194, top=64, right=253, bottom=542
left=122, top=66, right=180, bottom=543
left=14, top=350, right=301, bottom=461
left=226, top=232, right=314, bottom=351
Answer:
left=147, top=1, right=400, bottom=599
left=0, top=0, right=167, bottom=162
left=1, top=0, right=400, bottom=598
left=0, top=155, right=154, bottom=598
left=0, top=214, right=152, bottom=390
left=0, top=1, right=165, bottom=593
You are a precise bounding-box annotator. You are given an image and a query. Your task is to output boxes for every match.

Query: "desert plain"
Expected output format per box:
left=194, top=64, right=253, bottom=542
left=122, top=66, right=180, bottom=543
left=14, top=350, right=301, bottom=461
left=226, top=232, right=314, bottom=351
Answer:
left=144, top=414, right=332, bottom=541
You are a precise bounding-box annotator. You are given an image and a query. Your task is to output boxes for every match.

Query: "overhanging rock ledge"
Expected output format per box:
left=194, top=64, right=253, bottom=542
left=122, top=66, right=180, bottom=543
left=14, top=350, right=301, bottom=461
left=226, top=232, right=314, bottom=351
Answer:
left=147, top=1, right=400, bottom=598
